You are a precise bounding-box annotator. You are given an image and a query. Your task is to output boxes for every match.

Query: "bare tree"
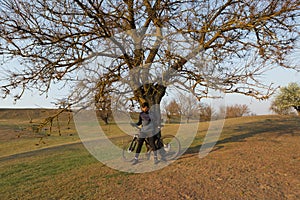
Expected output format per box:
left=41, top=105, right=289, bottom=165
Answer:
left=94, top=76, right=113, bottom=124
left=225, top=104, right=250, bottom=118
left=163, top=99, right=181, bottom=123
left=178, top=93, right=200, bottom=123
left=199, top=103, right=215, bottom=122
left=162, top=94, right=214, bottom=123
left=1, top=0, right=299, bottom=128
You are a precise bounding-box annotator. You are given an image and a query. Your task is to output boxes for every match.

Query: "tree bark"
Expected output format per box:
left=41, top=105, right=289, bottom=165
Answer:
left=133, top=83, right=166, bottom=134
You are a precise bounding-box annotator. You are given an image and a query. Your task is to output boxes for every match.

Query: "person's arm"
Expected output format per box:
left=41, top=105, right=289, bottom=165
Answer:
left=136, top=113, right=142, bottom=126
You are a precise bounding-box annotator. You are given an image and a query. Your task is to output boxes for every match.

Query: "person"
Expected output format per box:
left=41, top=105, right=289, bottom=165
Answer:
left=131, top=102, right=160, bottom=165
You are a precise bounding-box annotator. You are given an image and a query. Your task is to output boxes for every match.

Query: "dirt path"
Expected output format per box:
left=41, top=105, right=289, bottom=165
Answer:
left=0, top=141, right=82, bottom=162
left=0, top=135, right=129, bottom=162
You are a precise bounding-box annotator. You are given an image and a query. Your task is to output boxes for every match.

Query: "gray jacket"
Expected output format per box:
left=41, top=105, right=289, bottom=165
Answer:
left=136, top=111, right=154, bottom=136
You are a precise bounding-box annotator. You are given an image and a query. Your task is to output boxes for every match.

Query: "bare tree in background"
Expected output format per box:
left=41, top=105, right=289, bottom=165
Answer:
left=178, top=93, right=200, bottom=123
left=220, top=104, right=250, bottom=118
left=163, top=99, right=181, bottom=123
left=94, top=77, right=113, bottom=124
left=163, top=94, right=214, bottom=123
left=1, top=0, right=299, bottom=128
left=199, top=103, right=215, bottom=122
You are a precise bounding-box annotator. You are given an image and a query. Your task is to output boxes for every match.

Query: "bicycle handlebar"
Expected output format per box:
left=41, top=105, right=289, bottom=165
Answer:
left=130, top=122, right=163, bottom=130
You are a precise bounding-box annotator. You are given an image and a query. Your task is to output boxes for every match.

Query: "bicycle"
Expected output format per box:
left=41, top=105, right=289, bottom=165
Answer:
left=122, top=126, right=181, bottom=162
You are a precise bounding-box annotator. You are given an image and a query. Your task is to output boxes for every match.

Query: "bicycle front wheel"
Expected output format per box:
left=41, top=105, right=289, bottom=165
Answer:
left=122, top=139, right=137, bottom=162
left=160, top=135, right=181, bottom=161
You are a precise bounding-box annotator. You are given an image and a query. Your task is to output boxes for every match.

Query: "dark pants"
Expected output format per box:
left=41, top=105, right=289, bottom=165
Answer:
left=135, top=133, right=157, bottom=159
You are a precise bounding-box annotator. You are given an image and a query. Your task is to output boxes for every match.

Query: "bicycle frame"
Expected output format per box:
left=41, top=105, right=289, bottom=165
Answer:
left=122, top=125, right=181, bottom=162
left=127, top=133, right=152, bottom=152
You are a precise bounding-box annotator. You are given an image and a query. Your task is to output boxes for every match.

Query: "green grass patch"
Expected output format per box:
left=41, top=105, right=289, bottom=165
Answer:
left=0, top=144, right=97, bottom=198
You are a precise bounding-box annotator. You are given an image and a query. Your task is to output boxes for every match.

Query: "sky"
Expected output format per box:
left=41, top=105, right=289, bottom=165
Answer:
left=0, top=1, right=299, bottom=116
left=224, top=67, right=299, bottom=115
left=1, top=66, right=299, bottom=115
left=1, top=43, right=299, bottom=115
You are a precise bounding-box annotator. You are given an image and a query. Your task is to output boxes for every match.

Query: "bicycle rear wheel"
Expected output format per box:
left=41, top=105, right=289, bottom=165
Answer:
left=159, top=135, right=181, bottom=161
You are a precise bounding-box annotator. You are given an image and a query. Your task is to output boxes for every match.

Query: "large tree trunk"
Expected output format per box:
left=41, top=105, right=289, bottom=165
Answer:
left=133, top=83, right=166, bottom=134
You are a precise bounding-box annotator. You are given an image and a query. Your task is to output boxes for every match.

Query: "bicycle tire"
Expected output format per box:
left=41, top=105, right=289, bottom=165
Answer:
left=122, top=138, right=151, bottom=162
left=159, top=135, right=181, bottom=161
left=122, top=139, right=137, bottom=162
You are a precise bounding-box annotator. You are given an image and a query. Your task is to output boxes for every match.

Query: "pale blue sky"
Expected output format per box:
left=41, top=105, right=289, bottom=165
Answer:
left=1, top=66, right=299, bottom=115
left=1, top=47, right=299, bottom=114
left=224, top=68, right=299, bottom=115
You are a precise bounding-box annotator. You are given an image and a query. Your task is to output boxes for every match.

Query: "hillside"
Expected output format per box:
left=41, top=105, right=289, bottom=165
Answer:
left=0, top=111, right=299, bottom=199
left=0, top=108, right=59, bottom=119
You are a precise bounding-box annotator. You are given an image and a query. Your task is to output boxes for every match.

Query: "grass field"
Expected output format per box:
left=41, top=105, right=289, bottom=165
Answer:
left=0, top=109, right=299, bottom=199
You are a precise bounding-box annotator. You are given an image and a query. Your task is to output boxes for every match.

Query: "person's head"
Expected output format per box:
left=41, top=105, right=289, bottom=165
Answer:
left=141, top=102, right=149, bottom=112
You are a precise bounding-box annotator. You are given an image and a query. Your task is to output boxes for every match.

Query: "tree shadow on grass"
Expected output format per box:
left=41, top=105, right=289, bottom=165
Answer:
left=183, top=116, right=300, bottom=156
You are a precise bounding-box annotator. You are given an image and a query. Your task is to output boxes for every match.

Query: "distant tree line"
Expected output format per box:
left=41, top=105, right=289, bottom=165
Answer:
left=162, top=94, right=251, bottom=123
left=92, top=81, right=300, bottom=125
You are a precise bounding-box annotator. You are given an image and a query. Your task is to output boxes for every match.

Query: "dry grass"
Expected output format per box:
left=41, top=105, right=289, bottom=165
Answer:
left=0, top=110, right=299, bottom=199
